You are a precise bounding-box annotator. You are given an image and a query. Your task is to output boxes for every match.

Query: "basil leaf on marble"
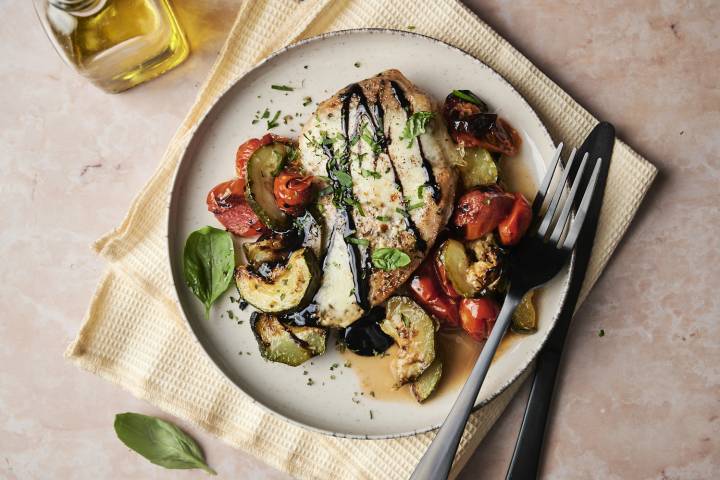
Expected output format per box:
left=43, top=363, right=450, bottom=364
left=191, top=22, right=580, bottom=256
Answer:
left=114, top=413, right=216, bottom=475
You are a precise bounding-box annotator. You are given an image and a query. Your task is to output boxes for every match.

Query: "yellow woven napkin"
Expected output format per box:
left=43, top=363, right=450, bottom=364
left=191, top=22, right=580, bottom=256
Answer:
left=66, top=1, right=657, bottom=478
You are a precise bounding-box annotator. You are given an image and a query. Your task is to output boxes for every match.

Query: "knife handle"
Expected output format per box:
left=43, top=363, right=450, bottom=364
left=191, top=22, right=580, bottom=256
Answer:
left=505, top=347, right=562, bottom=480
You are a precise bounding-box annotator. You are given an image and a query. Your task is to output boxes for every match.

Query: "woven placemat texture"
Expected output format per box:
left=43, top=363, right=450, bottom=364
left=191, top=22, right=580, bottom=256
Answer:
left=66, top=1, right=657, bottom=479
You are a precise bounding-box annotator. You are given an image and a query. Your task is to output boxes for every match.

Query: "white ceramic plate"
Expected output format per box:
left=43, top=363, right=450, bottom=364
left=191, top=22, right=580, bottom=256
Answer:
left=168, top=29, right=570, bottom=439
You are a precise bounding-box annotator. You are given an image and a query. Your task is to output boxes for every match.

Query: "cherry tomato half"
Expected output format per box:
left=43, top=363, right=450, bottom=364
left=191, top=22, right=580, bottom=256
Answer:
left=498, top=193, right=532, bottom=246
left=459, top=297, right=500, bottom=342
left=409, top=259, right=461, bottom=328
left=452, top=187, right=515, bottom=241
left=273, top=170, right=314, bottom=215
left=207, top=179, right=266, bottom=237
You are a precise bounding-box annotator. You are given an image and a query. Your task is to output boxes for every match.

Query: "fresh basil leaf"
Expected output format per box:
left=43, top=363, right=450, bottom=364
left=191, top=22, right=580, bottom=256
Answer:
left=183, top=226, right=235, bottom=319
left=114, top=413, right=216, bottom=475
left=371, top=247, right=411, bottom=271
left=400, top=111, right=434, bottom=148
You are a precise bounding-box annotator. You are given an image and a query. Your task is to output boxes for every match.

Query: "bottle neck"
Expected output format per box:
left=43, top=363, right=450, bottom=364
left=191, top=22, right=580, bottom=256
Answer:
left=48, top=0, right=106, bottom=15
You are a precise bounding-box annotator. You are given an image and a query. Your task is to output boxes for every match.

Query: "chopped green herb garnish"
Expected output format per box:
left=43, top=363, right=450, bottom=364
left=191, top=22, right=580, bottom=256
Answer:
left=599, top=329, right=605, bottom=337
left=307, top=378, right=314, bottom=386
left=319, top=185, right=334, bottom=197
left=406, top=201, right=425, bottom=211
left=400, top=111, right=434, bottom=148
left=407, top=25, right=416, bottom=30
left=271, top=84, right=294, bottom=91
left=369, top=410, right=374, bottom=419
left=451, top=89, right=485, bottom=107
left=302, top=96, right=312, bottom=106
left=400, top=313, right=410, bottom=328
left=344, top=197, right=366, bottom=216
left=376, top=215, right=392, bottom=222
left=266, top=110, right=281, bottom=129
left=417, top=184, right=426, bottom=198
left=396, top=208, right=409, bottom=217
left=345, top=236, right=370, bottom=247
left=361, top=169, right=381, bottom=179
left=227, top=310, right=235, bottom=320
left=361, top=125, right=383, bottom=154
left=354, top=61, right=361, bottom=68
left=334, top=170, right=353, bottom=188
left=261, top=108, right=270, bottom=119
left=330, top=375, right=336, bottom=380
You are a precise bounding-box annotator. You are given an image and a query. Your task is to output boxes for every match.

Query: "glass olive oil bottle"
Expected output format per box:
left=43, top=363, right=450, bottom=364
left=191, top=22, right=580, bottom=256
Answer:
left=34, top=0, right=189, bottom=92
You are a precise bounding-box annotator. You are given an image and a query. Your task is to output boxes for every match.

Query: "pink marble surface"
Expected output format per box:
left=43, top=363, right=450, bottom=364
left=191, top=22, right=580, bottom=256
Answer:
left=0, top=1, right=717, bottom=479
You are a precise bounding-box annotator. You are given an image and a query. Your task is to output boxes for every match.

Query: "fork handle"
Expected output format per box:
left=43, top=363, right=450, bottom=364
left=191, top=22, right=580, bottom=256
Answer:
left=410, top=293, right=523, bottom=480
left=504, top=346, right=562, bottom=480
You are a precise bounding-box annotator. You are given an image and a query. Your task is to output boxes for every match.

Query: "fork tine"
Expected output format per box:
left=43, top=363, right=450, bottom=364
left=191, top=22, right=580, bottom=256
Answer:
left=562, top=158, right=603, bottom=250
left=537, top=148, right=578, bottom=238
left=549, top=154, right=591, bottom=244
left=531, top=142, right=564, bottom=217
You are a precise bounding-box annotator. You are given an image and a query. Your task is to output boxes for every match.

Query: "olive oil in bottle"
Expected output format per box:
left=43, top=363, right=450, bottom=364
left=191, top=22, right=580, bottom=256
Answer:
left=34, top=0, right=189, bottom=92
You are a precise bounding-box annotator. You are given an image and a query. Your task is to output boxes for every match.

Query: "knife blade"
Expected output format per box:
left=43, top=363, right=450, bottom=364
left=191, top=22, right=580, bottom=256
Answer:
left=505, top=121, right=615, bottom=480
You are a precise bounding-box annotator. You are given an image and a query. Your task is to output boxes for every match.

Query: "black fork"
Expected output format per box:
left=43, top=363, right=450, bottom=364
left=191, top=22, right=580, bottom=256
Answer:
left=410, top=145, right=603, bottom=480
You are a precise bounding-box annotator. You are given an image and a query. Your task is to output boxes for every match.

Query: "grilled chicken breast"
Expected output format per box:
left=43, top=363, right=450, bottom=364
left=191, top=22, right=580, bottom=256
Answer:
left=299, top=69, right=459, bottom=327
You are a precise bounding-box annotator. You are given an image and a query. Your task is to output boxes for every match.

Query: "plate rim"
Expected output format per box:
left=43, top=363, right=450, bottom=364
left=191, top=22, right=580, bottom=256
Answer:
left=166, top=28, right=575, bottom=440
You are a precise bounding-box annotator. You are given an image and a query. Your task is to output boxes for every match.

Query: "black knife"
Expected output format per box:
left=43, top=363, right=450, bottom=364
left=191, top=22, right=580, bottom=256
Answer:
left=505, top=122, right=615, bottom=480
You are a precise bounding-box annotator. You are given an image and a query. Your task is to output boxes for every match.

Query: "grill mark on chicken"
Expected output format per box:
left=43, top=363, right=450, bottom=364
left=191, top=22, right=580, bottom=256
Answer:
left=388, top=80, right=441, bottom=203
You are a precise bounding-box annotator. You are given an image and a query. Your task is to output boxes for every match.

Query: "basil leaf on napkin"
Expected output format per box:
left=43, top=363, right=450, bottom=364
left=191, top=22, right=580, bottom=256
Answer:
left=114, top=413, right=216, bottom=475
left=183, top=226, right=235, bottom=319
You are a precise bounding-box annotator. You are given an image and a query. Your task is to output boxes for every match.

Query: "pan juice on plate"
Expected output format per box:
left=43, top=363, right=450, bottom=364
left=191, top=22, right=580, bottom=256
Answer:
left=34, top=0, right=188, bottom=92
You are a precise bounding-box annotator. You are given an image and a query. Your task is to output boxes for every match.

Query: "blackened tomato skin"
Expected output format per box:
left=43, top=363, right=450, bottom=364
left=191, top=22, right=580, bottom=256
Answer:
left=452, top=187, right=515, bottom=240
left=207, top=179, right=266, bottom=237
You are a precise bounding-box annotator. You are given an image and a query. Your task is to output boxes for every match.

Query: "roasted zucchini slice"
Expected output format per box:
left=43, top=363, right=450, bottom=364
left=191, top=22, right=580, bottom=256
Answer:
left=511, top=290, right=537, bottom=334
left=243, top=235, right=293, bottom=267
left=245, top=142, right=292, bottom=231
left=381, top=296, right=437, bottom=387
left=287, top=324, right=327, bottom=355
left=458, top=147, right=498, bottom=190
left=436, top=236, right=504, bottom=298
left=411, top=356, right=443, bottom=403
left=236, top=248, right=320, bottom=313
left=250, top=312, right=326, bottom=366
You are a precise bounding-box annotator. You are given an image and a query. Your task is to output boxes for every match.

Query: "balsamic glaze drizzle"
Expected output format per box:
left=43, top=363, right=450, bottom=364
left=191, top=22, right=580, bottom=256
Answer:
left=343, top=83, right=426, bottom=253
left=388, top=81, right=441, bottom=203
